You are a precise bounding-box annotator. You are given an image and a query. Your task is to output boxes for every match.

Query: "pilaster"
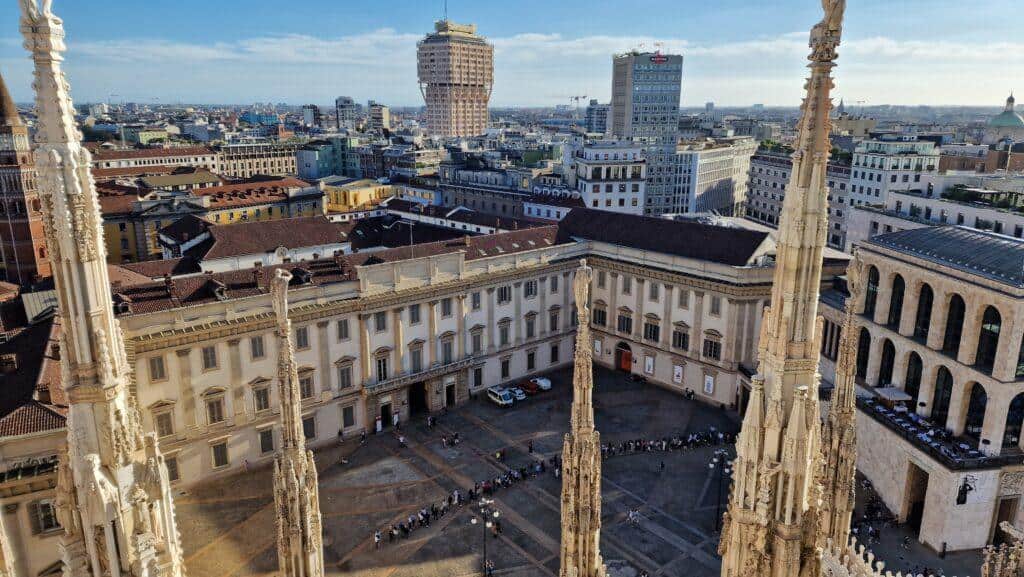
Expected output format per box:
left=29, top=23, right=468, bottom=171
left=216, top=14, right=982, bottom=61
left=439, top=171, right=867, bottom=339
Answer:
left=957, top=298, right=984, bottom=366
left=392, top=308, right=405, bottom=375
left=926, top=292, right=949, bottom=350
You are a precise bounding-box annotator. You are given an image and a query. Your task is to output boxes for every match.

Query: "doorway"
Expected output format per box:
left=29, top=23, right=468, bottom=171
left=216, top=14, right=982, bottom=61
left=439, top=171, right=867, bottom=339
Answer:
left=445, top=384, right=456, bottom=408
left=615, top=342, right=633, bottom=373
left=993, top=497, right=1019, bottom=545
left=905, top=462, right=930, bottom=533
left=380, top=403, right=392, bottom=430
left=409, top=382, right=428, bottom=415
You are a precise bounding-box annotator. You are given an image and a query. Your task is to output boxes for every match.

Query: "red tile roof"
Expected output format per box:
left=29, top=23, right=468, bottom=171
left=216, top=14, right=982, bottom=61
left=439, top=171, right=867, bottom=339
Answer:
left=198, top=216, right=348, bottom=260
left=0, top=316, right=67, bottom=438
left=196, top=177, right=317, bottom=210
left=91, top=146, right=216, bottom=161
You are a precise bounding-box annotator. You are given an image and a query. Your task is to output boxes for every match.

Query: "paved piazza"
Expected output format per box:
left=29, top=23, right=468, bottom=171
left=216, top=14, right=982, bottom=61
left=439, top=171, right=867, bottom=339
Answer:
left=171, top=366, right=976, bottom=577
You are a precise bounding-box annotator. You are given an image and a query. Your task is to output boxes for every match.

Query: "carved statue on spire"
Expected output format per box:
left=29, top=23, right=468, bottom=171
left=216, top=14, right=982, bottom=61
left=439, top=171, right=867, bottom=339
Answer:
left=558, top=260, right=606, bottom=577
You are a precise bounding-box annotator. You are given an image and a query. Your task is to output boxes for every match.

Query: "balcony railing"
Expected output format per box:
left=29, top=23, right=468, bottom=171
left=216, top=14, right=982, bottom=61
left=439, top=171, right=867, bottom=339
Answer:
left=365, top=356, right=478, bottom=395
left=858, top=397, right=1024, bottom=471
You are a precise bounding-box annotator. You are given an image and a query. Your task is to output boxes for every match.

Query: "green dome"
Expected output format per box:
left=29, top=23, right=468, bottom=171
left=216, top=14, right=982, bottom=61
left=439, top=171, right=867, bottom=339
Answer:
left=990, top=110, right=1024, bottom=128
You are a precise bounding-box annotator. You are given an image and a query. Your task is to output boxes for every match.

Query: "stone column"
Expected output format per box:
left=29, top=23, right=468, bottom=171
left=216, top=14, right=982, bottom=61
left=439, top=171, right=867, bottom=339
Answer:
left=980, top=394, right=1008, bottom=456
left=176, top=348, right=197, bottom=429
left=457, top=295, right=467, bottom=357
left=873, top=272, right=893, bottom=326
left=562, top=271, right=571, bottom=331
left=486, top=288, right=496, bottom=352
left=899, top=283, right=920, bottom=337
left=228, top=339, right=244, bottom=420
left=316, top=321, right=330, bottom=395
left=993, top=309, right=1022, bottom=382
left=359, top=314, right=371, bottom=385
left=608, top=273, right=619, bottom=332
left=539, top=277, right=549, bottom=336
left=863, top=333, right=884, bottom=387
left=926, top=291, right=949, bottom=350
left=891, top=349, right=910, bottom=389
left=392, top=308, right=405, bottom=375
left=634, top=279, right=646, bottom=340
left=916, top=364, right=938, bottom=418
left=946, top=380, right=968, bottom=435
left=427, top=301, right=438, bottom=366
left=957, top=298, right=983, bottom=366
left=691, top=291, right=706, bottom=355
left=723, top=298, right=741, bottom=366
left=513, top=282, right=523, bottom=344
left=661, top=284, right=673, bottom=349
left=1, top=504, right=25, bottom=577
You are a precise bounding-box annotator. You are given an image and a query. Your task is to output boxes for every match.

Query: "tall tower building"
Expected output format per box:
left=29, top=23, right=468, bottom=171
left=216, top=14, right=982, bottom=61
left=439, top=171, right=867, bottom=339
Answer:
left=335, top=96, right=360, bottom=131
left=19, top=3, right=186, bottom=577
left=610, top=51, right=682, bottom=215
left=0, top=70, right=50, bottom=285
left=417, top=20, right=494, bottom=137
left=717, top=2, right=847, bottom=576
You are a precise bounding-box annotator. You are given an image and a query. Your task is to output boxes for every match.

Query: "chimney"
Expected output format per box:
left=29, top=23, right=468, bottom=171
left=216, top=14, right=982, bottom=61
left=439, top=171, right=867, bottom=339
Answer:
left=252, top=268, right=262, bottom=289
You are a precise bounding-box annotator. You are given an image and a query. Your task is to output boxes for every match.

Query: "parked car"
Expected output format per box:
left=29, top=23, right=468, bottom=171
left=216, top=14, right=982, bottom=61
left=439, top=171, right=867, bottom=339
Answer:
left=487, top=387, right=514, bottom=407
left=529, top=377, right=552, bottom=391
left=509, top=387, right=528, bottom=401
left=521, top=381, right=541, bottom=395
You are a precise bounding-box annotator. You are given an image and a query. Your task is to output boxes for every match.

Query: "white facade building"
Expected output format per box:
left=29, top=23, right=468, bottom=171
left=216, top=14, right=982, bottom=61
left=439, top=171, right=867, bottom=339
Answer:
left=573, top=142, right=646, bottom=215
left=849, top=138, right=939, bottom=207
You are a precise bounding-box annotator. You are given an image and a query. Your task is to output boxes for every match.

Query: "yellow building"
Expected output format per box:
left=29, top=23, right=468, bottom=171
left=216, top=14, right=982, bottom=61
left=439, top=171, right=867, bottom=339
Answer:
left=320, top=177, right=394, bottom=213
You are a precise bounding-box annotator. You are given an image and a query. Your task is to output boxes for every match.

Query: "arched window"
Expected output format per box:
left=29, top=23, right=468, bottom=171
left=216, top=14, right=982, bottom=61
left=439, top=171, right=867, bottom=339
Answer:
left=1017, top=336, right=1024, bottom=380
left=964, top=383, right=987, bottom=439
left=942, top=294, right=965, bottom=356
left=856, top=328, right=872, bottom=380
left=863, top=266, right=880, bottom=317
left=887, top=274, right=905, bottom=328
left=975, top=306, right=1002, bottom=375
left=931, top=367, right=954, bottom=429
left=1004, top=394, right=1024, bottom=448
left=878, top=339, right=896, bottom=386
left=913, top=284, right=934, bottom=340
left=904, top=352, right=923, bottom=402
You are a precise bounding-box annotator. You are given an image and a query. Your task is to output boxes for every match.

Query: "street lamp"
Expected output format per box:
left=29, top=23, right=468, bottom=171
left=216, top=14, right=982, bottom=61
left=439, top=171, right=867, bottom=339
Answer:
left=708, top=448, right=733, bottom=532
left=469, top=498, right=501, bottom=575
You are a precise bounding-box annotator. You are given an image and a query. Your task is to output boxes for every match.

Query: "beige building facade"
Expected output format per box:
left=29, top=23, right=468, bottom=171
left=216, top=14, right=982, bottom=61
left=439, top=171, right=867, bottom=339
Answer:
left=417, top=20, right=494, bottom=138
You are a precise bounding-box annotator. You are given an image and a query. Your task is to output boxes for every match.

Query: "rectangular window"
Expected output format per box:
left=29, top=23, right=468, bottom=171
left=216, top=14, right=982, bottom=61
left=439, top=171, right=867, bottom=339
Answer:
left=206, top=398, right=225, bottom=424
left=336, top=319, right=350, bottom=341
left=501, top=358, right=510, bottom=379
left=710, top=296, right=722, bottom=316
left=526, top=317, right=535, bottom=339
left=471, top=292, right=481, bottom=310
left=474, top=367, right=484, bottom=388
left=617, top=315, right=632, bottom=334
left=497, top=285, right=512, bottom=304
left=211, top=442, right=229, bottom=468
left=499, top=323, right=510, bottom=346
left=411, top=348, right=423, bottom=372
left=201, top=346, right=218, bottom=370
left=409, top=304, right=421, bottom=324
left=148, top=356, right=166, bottom=381
left=550, top=275, right=559, bottom=293
left=259, top=429, right=274, bottom=454
left=593, top=309, right=607, bottom=327
left=549, top=311, right=559, bottom=332
left=672, top=330, right=689, bottom=351
left=250, top=336, right=265, bottom=359
left=441, top=298, right=453, bottom=317
left=441, top=340, right=454, bottom=364
left=550, top=344, right=560, bottom=364
left=527, top=351, right=536, bottom=371
left=597, top=271, right=606, bottom=288
left=254, top=386, right=271, bottom=412
left=678, top=289, right=689, bottom=309
left=643, top=322, right=660, bottom=342
left=622, top=276, right=631, bottom=295
left=302, top=416, right=316, bottom=440
left=703, top=339, right=722, bottom=361
left=337, top=365, right=353, bottom=389
left=374, top=311, right=387, bottom=332
left=649, top=282, right=659, bottom=301
left=155, top=412, right=174, bottom=438
left=342, top=405, right=355, bottom=428
left=165, top=455, right=180, bottom=482
left=376, top=356, right=389, bottom=382
left=299, top=374, right=314, bottom=399
left=295, top=327, right=310, bottom=349
left=524, top=280, right=538, bottom=298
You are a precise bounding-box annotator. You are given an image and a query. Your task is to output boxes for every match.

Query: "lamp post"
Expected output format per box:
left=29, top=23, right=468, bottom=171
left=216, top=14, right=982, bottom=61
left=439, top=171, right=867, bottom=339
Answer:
left=470, top=497, right=501, bottom=575
left=708, top=448, right=733, bottom=532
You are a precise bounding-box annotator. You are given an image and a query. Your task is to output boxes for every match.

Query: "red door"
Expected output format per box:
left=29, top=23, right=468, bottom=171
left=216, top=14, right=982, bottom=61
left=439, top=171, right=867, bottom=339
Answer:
left=617, top=350, right=632, bottom=372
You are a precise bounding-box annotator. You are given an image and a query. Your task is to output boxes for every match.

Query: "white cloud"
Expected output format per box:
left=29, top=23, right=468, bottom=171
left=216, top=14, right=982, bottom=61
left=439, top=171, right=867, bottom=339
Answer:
left=3, top=30, right=1022, bottom=106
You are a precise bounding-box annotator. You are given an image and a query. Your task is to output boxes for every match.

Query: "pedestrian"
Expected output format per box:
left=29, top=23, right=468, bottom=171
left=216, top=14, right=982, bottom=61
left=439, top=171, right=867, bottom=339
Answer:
left=374, top=530, right=381, bottom=549
left=442, top=435, right=448, bottom=448
left=338, top=429, right=344, bottom=444
left=360, top=430, right=367, bottom=445
left=242, top=459, right=249, bottom=472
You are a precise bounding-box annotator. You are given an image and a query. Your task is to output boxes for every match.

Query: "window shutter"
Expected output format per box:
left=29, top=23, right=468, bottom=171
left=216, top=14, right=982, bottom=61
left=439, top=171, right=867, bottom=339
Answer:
left=27, top=502, right=41, bottom=535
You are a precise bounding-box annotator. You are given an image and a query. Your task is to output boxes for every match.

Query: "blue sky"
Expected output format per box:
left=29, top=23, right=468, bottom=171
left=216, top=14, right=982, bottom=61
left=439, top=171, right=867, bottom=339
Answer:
left=1, top=0, right=1020, bottom=107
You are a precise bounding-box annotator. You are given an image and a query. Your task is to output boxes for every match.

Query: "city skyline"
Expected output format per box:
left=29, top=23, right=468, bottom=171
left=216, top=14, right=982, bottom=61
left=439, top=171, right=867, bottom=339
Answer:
left=0, top=0, right=1020, bottom=108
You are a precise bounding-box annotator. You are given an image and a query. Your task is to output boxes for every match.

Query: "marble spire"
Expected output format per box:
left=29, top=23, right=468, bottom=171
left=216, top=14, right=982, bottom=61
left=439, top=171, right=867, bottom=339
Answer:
left=717, top=2, right=846, bottom=577
left=270, top=270, right=325, bottom=577
left=18, top=1, right=186, bottom=577
left=558, top=259, right=607, bottom=577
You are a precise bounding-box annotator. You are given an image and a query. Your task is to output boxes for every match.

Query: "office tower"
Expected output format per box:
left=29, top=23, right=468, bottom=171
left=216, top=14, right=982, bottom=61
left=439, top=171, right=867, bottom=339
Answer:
left=301, top=104, right=321, bottom=128
left=417, top=20, right=494, bottom=137
left=584, top=99, right=610, bottom=134
left=367, top=101, right=391, bottom=133
left=335, top=96, right=360, bottom=131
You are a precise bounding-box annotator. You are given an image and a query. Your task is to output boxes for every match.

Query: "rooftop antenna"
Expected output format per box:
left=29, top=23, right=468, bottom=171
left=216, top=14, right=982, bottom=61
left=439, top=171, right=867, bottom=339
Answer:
left=443, top=0, right=448, bottom=21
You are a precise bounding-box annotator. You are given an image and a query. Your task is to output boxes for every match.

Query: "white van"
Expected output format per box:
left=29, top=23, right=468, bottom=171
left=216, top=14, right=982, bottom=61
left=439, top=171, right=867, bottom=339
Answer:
left=487, top=387, right=514, bottom=407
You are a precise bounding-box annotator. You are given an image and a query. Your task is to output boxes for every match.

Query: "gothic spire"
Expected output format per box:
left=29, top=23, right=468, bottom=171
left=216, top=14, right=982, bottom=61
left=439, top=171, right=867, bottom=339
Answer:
left=558, top=259, right=606, bottom=577
left=718, top=1, right=846, bottom=576
left=0, top=70, right=22, bottom=127
left=19, top=1, right=186, bottom=576
left=270, top=269, right=325, bottom=577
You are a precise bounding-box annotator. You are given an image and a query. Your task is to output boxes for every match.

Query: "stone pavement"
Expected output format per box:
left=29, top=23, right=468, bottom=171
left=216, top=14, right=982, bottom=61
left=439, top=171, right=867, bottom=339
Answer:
left=170, top=365, right=982, bottom=577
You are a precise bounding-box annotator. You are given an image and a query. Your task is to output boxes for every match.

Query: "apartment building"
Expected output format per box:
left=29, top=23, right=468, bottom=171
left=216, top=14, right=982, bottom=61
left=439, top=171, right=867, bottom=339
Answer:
left=849, top=138, right=939, bottom=207
left=91, top=146, right=220, bottom=172
left=573, top=141, right=646, bottom=215
left=218, top=142, right=298, bottom=179
left=417, top=20, right=494, bottom=137
left=676, top=136, right=757, bottom=216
